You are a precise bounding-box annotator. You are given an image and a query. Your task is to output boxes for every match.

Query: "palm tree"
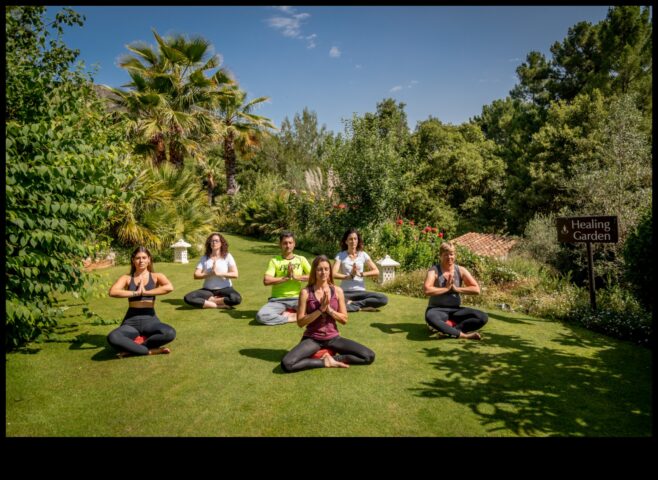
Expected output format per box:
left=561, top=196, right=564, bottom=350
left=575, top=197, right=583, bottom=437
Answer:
left=213, top=86, right=276, bottom=195
left=110, top=30, right=233, bottom=167
left=196, top=146, right=225, bottom=205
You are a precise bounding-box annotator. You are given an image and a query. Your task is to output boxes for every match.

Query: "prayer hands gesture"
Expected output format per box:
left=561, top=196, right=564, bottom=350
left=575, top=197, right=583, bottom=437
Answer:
left=444, top=274, right=456, bottom=292
left=350, top=263, right=359, bottom=278
left=320, top=287, right=331, bottom=313
left=134, top=279, right=146, bottom=297
left=287, top=262, right=295, bottom=280
left=212, top=259, right=224, bottom=277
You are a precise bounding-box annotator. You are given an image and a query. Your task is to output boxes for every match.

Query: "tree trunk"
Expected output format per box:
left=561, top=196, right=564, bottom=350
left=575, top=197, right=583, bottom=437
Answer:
left=152, top=134, right=166, bottom=167
left=169, top=141, right=184, bottom=169
left=224, top=134, right=238, bottom=196
left=207, top=173, right=215, bottom=205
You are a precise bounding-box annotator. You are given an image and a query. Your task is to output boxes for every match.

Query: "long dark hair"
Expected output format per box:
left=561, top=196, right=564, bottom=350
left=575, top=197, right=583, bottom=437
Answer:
left=307, top=255, right=334, bottom=288
left=129, top=246, right=154, bottom=275
left=340, top=228, right=364, bottom=252
left=204, top=232, right=229, bottom=258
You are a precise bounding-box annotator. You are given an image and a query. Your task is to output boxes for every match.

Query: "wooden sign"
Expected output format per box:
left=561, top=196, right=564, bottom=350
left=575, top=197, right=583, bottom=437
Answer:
left=556, top=216, right=618, bottom=243
left=556, top=215, right=618, bottom=311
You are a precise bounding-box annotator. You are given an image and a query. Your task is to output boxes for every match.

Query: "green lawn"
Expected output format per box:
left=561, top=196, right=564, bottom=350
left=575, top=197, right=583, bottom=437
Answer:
left=5, top=233, right=652, bottom=436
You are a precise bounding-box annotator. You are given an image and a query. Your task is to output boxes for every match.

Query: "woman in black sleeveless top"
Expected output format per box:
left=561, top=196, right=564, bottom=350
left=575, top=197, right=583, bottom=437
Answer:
left=107, top=246, right=176, bottom=357
left=423, top=242, right=488, bottom=340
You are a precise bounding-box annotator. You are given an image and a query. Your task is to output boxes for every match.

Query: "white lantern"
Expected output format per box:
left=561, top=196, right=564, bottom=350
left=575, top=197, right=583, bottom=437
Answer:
left=171, top=239, right=192, bottom=264
left=376, top=255, right=401, bottom=285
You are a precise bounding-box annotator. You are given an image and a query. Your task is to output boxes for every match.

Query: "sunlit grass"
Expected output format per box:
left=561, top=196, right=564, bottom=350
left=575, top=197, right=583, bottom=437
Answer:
left=5, top=234, right=652, bottom=437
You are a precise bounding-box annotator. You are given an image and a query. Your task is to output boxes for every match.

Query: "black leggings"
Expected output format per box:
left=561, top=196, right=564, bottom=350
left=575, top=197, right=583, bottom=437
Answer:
left=425, top=306, right=488, bottom=338
left=183, top=287, right=242, bottom=307
left=281, top=336, right=375, bottom=373
left=107, top=308, right=176, bottom=355
left=343, top=290, right=388, bottom=312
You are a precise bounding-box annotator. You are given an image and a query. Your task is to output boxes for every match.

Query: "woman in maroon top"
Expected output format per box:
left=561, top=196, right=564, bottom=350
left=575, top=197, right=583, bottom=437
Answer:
left=281, top=255, right=375, bottom=373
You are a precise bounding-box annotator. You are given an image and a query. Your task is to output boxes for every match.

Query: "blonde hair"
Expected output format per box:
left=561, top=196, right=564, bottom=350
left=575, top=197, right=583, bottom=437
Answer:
left=439, top=241, right=455, bottom=256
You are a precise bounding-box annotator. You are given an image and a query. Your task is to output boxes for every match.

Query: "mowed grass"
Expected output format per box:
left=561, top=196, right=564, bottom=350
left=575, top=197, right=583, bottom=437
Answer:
left=5, top=234, right=652, bottom=437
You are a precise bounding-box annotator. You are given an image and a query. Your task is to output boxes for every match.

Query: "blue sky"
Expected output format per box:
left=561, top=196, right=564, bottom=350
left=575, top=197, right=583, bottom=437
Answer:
left=52, top=5, right=612, bottom=134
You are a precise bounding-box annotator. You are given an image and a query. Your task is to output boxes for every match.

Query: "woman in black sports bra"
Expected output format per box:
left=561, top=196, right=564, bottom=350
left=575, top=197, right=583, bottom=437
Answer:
left=107, top=246, right=176, bottom=357
left=423, top=241, right=488, bottom=340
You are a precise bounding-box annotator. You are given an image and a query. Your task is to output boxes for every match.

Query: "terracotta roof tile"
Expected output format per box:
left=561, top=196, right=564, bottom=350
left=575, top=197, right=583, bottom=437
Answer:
left=451, top=232, right=518, bottom=259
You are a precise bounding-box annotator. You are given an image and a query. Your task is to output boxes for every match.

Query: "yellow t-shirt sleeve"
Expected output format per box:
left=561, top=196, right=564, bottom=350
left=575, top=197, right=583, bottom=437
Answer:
left=301, top=256, right=312, bottom=274
left=265, top=258, right=277, bottom=277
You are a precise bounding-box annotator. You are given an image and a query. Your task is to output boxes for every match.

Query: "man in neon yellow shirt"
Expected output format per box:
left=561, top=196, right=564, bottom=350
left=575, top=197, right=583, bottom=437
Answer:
left=256, top=231, right=312, bottom=325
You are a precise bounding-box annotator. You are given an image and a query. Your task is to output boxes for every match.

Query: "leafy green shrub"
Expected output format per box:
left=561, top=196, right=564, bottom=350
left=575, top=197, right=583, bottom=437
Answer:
left=519, top=212, right=561, bottom=265
left=289, top=190, right=346, bottom=255
left=6, top=7, right=131, bottom=348
left=622, top=205, right=652, bottom=310
left=565, top=284, right=652, bottom=346
left=328, top=115, right=406, bottom=236
left=227, top=172, right=297, bottom=240
left=371, top=219, right=445, bottom=272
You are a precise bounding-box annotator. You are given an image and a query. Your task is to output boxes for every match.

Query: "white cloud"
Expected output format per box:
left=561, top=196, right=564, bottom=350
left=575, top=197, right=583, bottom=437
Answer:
left=329, top=46, right=341, bottom=58
left=267, top=8, right=316, bottom=48
left=355, top=64, right=362, bottom=69
left=275, top=6, right=295, bottom=14
left=390, top=85, right=403, bottom=92
left=268, top=16, right=304, bottom=38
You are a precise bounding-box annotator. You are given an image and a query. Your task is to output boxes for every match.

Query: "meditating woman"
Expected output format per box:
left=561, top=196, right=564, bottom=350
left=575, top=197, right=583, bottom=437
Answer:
left=281, top=255, right=375, bottom=372
left=107, top=246, right=176, bottom=357
left=183, top=232, right=242, bottom=310
left=332, top=228, right=388, bottom=312
left=424, top=241, right=488, bottom=340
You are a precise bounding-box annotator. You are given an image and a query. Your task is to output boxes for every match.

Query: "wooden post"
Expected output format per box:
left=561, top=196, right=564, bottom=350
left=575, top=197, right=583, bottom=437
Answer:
left=586, top=242, right=597, bottom=311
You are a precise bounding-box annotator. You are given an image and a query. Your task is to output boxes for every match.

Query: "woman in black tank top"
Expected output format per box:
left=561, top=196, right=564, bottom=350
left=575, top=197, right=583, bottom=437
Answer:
left=107, top=246, right=176, bottom=357
left=423, top=242, right=488, bottom=340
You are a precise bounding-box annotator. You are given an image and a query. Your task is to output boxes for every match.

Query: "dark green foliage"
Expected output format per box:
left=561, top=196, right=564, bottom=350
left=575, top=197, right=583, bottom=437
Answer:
left=5, top=7, right=130, bottom=348
left=512, top=6, right=652, bottom=112
left=407, top=118, right=506, bottom=233
left=622, top=206, right=653, bottom=310
left=5, top=6, right=84, bottom=123
left=328, top=114, right=408, bottom=237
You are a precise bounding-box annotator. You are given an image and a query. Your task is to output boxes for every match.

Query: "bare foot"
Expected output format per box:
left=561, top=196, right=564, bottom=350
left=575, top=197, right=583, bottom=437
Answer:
left=209, top=296, right=231, bottom=308
left=116, top=351, right=132, bottom=359
left=282, top=310, right=297, bottom=323
left=322, top=353, right=349, bottom=368
left=460, top=331, right=482, bottom=340
left=148, top=347, right=171, bottom=355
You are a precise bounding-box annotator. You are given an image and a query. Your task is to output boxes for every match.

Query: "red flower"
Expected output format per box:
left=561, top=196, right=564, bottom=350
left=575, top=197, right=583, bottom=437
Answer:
left=409, top=220, right=415, bottom=226
left=396, top=219, right=403, bottom=225
left=438, top=232, right=444, bottom=238
left=337, top=203, right=347, bottom=209
left=423, top=226, right=431, bottom=233
left=431, top=227, right=437, bottom=233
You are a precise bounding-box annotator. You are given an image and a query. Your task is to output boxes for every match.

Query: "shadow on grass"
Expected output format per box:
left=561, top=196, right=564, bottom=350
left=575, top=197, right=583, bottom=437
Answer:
left=225, top=309, right=259, bottom=320
left=66, top=333, right=117, bottom=361
left=12, top=346, right=42, bottom=355
left=247, top=319, right=296, bottom=326
left=411, top=330, right=651, bottom=436
left=91, top=348, right=121, bottom=361
left=370, top=322, right=433, bottom=341
left=486, top=312, right=535, bottom=325
left=160, top=299, right=195, bottom=310
left=239, top=348, right=287, bottom=363
left=70, top=333, right=107, bottom=350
